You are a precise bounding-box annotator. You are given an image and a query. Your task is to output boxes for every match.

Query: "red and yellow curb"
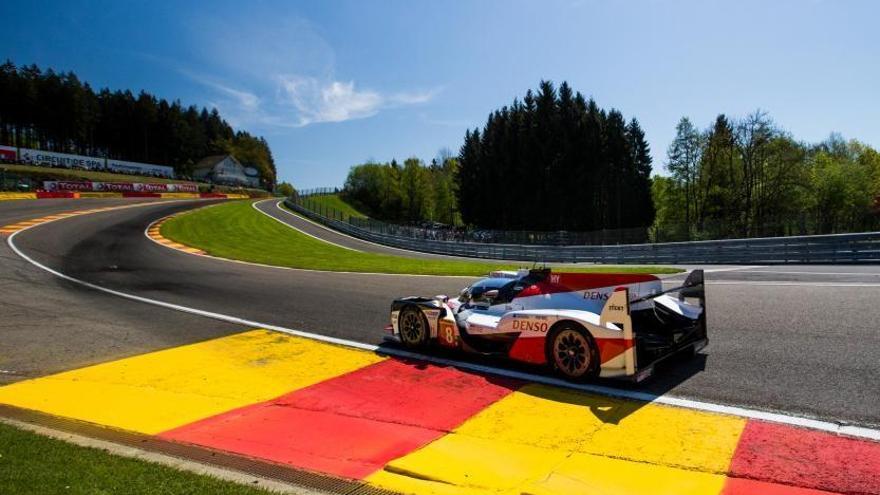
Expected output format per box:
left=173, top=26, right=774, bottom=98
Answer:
left=0, top=206, right=136, bottom=234
left=147, top=214, right=206, bottom=255
left=0, top=328, right=876, bottom=494
left=0, top=192, right=38, bottom=201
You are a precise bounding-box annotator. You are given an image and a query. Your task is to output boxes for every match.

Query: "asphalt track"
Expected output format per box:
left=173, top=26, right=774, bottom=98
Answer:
left=2, top=199, right=880, bottom=429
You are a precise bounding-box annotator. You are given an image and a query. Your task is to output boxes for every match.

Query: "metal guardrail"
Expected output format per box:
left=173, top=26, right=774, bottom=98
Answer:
left=284, top=198, right=880, bottom=264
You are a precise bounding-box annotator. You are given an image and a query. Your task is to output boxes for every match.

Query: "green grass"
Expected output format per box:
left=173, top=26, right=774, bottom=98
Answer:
left=161, top=200, right=681, bottom=276
left=0, top=422, right=276, bottom=495
left=302, top=193, right=368, bottom=218
left=1, top=163, right=201, bottom=185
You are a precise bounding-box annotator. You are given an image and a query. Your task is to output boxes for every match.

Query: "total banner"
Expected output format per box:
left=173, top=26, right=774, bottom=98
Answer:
left=44, top=181, right=198, bottom=193
left=0, top=145, right=17, bottom=161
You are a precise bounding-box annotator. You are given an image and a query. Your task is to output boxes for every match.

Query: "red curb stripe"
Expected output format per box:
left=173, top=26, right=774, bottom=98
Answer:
left=728, top=420, right=880, bottom=495
left=160, top=358, right=520, bottom=479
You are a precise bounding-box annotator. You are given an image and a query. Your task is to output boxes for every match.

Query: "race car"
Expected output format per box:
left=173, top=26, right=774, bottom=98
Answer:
left=385, top=268, right=706, bottom=382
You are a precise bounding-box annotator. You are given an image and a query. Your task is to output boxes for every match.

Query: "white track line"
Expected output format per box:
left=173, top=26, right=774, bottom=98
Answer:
left=743, top=270, right=880, bottom=276
left=702, top=265, right=766, bottom=273
left=254, top=200, right=360, bottom=252
left=271, top=199, right=479, bottom=259
left=704, top=280, right=880, bottom=288
left=8, top=212, right=880, bottom=441
left=143, top=206, right=477, bottom=279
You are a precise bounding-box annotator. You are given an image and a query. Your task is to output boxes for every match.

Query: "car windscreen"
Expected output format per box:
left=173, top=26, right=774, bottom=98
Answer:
left=460, top=277, right=518, bottom=305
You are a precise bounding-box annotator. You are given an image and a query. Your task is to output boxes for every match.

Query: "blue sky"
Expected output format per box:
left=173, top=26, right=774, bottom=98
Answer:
left=2, top=0, right=877, bottom=187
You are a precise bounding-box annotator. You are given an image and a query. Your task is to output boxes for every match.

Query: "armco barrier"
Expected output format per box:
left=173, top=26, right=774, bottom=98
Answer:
left=284, top=199, right=880, bottom=264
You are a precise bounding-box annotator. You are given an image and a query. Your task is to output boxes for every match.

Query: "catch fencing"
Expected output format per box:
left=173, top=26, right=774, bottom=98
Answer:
left=284, top=197, right=880, bottom=264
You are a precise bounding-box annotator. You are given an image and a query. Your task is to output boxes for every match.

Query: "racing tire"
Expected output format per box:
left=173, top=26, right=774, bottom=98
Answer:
left=398, top=306, right=430, bottom=349
left=546, top=323, right=599, bottom=381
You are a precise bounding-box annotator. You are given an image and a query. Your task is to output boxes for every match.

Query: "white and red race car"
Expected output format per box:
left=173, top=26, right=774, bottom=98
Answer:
left=386, top=269, right=706, bottom=382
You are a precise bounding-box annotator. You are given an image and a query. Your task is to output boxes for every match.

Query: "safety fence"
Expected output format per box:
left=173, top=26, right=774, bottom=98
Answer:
left=285, top=197, right=880, bottom=263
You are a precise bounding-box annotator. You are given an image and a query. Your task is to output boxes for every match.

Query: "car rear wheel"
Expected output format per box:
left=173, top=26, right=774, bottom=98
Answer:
left=548, top=323, right=598, bottom=381
left=399, top=306, right=429, bottom=348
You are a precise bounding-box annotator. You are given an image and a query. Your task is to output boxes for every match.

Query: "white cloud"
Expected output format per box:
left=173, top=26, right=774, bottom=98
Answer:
left=182, top=12, right=440, bottom=128
left=278, top=76, right=439, bottom=126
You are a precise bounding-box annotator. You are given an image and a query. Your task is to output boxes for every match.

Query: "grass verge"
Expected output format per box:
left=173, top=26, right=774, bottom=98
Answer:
left=301, top=193, right=368, bottom=218
left=161, top=200, right=681, bottom=276
left=0, top=422, right=274, bottom=495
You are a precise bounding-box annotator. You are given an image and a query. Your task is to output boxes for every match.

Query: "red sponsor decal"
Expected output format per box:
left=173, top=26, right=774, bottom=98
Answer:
left=0, top=149, right=16, bottom=161
left=511, top=319, right=549, bottom=333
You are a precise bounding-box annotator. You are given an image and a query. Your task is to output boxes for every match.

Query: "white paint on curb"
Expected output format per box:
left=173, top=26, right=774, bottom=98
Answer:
left=8, top=216, right=880, bottom=442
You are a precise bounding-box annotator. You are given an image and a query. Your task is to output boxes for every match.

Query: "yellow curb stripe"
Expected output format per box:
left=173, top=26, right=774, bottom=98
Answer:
left=0, top=329, right=385, bottom=435
left=149, top=216, right=210, bottom=258
left=368, top=383, right=744, bottom=494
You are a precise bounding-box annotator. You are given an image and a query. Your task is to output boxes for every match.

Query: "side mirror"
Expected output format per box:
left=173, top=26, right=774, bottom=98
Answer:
left=483, top=289, right=499, bottom=300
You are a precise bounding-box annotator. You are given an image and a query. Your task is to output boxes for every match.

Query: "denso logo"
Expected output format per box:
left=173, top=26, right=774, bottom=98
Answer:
left=512, top=320, right=549, bottom=332
left=583, top=291, right=609, bottom=301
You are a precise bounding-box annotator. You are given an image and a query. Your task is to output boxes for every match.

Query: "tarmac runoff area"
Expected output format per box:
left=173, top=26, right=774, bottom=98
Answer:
left=0, top=329, right=878, bottom=495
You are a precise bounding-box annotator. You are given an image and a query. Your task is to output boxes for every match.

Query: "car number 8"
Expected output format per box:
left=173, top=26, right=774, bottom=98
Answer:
left=444, top=326, right=454, bottom=344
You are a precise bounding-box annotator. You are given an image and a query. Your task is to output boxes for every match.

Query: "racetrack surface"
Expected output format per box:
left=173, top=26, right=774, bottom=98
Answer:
left=0, top=199, right=246, bottom=384
left=256, top=198, right=521, bottom=261
left=3, top=199, right=880, bottom=428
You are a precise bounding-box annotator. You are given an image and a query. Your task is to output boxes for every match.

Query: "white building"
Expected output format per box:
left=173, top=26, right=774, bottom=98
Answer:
left=192, top=155, right=260, bottom=187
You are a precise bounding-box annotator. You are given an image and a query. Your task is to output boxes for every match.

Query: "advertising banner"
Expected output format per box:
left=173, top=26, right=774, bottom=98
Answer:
left=43, top=181, right=198, bottom=193
left=170, top=183, right=198, bottom=193
left=133, top=183, right=168, bottom=192
left=107, top=158, right=173, bottom=178
left=19, top=148, right=104, bottom=170
left=43, top=181, right=95, bottom=192
left=0, top=145, right=16, bottom=161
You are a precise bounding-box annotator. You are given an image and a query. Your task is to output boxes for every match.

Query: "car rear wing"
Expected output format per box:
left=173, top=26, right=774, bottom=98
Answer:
left=601, top=269, right=706, bottom=380
left=630, top=269, right=705, bottom=306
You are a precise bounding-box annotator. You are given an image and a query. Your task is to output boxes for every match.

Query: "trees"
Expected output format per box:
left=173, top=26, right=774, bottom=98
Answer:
left=276, top=181, right=295, bottom=197
left=666, top=117, right=703, bottom=235
left=654, top=111, right=880, bottom=240
left=0, top=60, right=276, bottom=186
left=456, top=81, right=654, bottom=232
left=342, top=155, right=461, bottom=225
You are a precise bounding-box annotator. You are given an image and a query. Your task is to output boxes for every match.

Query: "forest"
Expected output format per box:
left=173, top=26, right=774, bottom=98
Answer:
left=340, top=82, right=879, bottom=239
left=0, top=61, right=276, bottom=185
left=342, top=154, right=460, bottom=226
left=457, top=81, right=654, bottom=231
left=655, top=112, right=880, bottom=239
left=343, top=81, right=654, bottom=233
